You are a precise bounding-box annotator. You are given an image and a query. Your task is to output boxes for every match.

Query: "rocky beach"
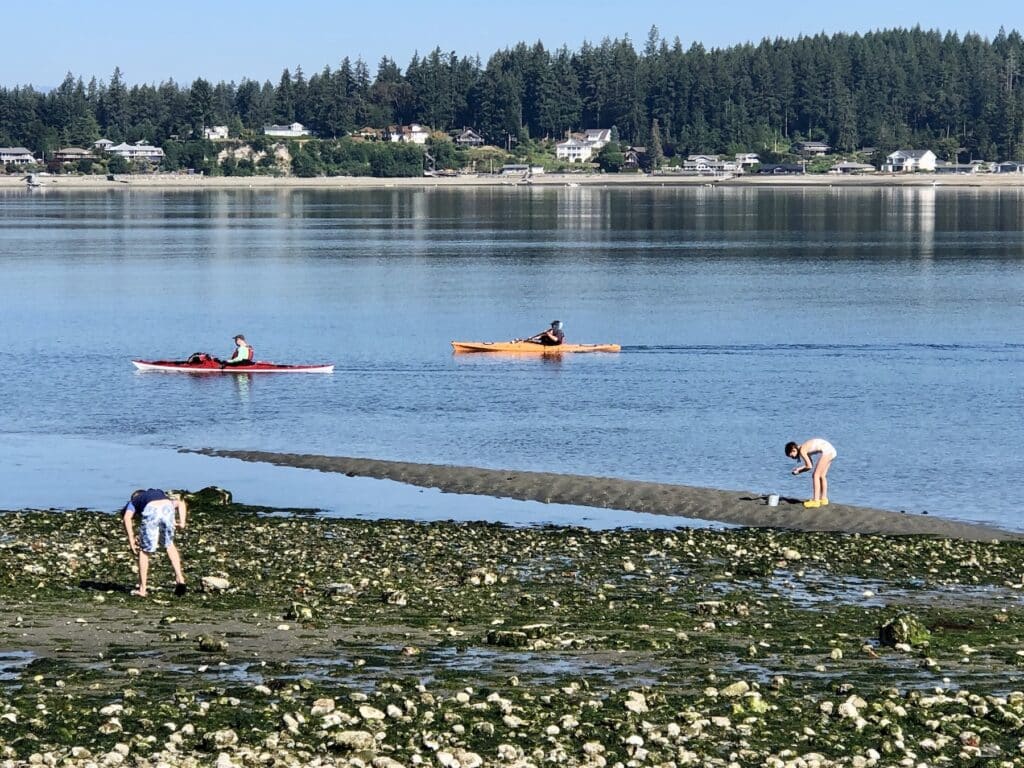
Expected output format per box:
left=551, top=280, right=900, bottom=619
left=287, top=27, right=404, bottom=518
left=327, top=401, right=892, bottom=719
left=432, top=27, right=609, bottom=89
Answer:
left=2, top=489, right=1023, bottom=767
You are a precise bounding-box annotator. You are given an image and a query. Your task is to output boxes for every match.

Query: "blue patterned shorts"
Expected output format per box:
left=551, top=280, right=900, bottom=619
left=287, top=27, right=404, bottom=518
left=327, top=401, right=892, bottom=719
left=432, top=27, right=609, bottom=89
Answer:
left=140, top=501, right=176, bottom=553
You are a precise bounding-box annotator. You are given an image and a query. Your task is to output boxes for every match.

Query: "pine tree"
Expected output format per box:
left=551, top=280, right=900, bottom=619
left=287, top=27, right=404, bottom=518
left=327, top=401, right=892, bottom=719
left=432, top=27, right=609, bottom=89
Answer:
left=649, top=118, right=663, bottom=168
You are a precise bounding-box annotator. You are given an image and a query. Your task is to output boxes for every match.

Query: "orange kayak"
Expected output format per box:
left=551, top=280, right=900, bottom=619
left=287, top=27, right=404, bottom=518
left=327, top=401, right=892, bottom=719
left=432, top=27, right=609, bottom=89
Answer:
left=452, top=341, right=621, bottom=354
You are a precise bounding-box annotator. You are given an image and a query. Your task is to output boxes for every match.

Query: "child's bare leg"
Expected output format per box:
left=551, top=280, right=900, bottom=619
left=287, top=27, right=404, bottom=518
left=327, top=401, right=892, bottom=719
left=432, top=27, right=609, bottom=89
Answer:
left=136, top=551, right=150, bottom=596
left=814, top=456, right=834, bottom=502
left=166, top=543, right=185, bottom=585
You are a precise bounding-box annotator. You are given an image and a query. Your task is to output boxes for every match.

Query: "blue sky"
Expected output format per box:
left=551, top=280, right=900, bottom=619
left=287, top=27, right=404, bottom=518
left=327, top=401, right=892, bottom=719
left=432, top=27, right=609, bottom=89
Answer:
left=3, top=0, right=1018, bottom=88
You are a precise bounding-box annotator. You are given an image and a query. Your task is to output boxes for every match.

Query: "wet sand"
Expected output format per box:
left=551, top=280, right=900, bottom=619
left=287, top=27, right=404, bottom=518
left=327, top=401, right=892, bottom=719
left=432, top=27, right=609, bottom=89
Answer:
left=190, top=449, right=1019, bottom=541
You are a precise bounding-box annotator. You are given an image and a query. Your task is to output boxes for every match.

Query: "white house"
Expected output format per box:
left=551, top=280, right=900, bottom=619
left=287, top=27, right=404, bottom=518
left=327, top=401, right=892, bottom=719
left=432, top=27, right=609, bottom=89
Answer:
left=682, top=154, right=738, bottom=175
left=0, top=147, right=36, bottom=165
left=263, top=122, right=311, bottom=138
left=996, top=161, right=1024, bottom=174
left=386, top=123, right=430, bottom=144
left=735, top=153, right=761, bottom=168
left=107, top=141, right=165, bottom=163
left=93, top=138, right=114, bottom=151
left=884, top=149, right=937, bottom=173
left=556, top=138, right=594, bottom=163
left=582, top=129, right=612, bottom=149
left=830, top=161, right=876, bottom=175
left=203, top=125, right=229, bottom=140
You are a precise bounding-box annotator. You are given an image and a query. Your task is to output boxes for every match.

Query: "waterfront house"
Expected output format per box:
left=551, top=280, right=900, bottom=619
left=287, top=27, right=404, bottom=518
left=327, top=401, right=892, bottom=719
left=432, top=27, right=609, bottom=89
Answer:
left=582, top=129, right=612, bottom=149
left=682, top=154, right=738, bottom=175
left=996, top=161, right=1024, bottom=174
left=203, top=125, right=229, bottom=140
left=758, top=163, right=805, bottom=175
left=500, top=164, right=529, bottom=175
left=735, top=153, right=761, bottom=169
left=107, top=141, right=166, bottom=164
left=883, top=149, right=937, bottom=172
left=830, top=161, right=876, bottom=175
left=93, top=138, right=114, bottom=152
left=794, top=140, right=831, bottom=156
left=263, top=122, right=311, bottom=138
left=1, top=147, right=36, bottom=165
left=54, top=147, right=94, bottom=162
left=934, top=160, right=977, bottom=174
left=623, top=146, right=646, bottom=170
left=455, top=128, right=484, bottom=147
left=386, top=124, right=430, bottom=144
left=555, top=138, right=594, bottom=163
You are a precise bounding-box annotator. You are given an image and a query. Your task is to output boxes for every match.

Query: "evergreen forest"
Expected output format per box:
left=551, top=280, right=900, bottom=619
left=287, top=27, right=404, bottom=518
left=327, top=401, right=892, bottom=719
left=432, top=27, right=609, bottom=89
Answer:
left=2, top=26, right=1023, bottom=165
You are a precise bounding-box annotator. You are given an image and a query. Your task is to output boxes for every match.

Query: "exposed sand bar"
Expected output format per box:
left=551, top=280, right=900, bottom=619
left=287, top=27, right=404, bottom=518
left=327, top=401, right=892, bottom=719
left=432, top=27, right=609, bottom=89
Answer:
left=4, top=172, right=1024, bottom=190
left=190, top=448, right=1018, bottom=541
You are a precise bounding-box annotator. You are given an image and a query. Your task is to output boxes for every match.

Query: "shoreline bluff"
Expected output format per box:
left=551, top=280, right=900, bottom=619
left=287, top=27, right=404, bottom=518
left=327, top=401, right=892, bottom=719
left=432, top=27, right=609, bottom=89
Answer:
left=5, top=172, right=1024, bottom=191
left=190, top=448, right=1018, bottom=541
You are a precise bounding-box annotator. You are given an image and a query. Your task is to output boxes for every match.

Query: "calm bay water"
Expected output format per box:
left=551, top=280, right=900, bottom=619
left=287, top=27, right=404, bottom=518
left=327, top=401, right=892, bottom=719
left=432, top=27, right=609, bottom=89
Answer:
left=0, top=185, right=1022, bottom=529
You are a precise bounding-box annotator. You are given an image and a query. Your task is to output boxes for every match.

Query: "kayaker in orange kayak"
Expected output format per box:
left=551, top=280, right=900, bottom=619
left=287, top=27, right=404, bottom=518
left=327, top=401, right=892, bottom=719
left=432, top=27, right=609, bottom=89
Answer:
left=521, top=320, right=564, bottom=347
left=220, top=334, right=254, bottom=368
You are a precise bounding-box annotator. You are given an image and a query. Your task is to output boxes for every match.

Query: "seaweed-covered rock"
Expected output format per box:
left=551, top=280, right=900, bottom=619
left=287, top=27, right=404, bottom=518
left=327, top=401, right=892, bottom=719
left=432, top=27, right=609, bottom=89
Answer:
left=181, top=486, right=233, bottom=506
left=487, top=630, right=528, bottom=647
left=197, top=635, right=229, bottom=652
left=879, top=613, right=931, bottom=647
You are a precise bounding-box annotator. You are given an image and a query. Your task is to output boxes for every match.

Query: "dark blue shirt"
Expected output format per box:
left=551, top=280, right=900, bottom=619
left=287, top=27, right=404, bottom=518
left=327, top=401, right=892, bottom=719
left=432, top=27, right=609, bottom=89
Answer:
left=125, top=488, right=169, bottom=515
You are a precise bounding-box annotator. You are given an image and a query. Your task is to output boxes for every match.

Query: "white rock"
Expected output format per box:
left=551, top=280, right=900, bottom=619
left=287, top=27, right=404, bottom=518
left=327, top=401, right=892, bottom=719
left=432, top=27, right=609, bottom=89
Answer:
left=332, top=730, right=375, bottom=750
left=209, top=729, right=238, bottom=748
left=720, top=681, right=750, bottom=698
left=624, top=692, right=648, bottom=714
left=359, top=705, right=386, bottom=721
left=502, top=714, right=526, bottom=728
left=201, top=576, right=230, bottom=591
left=311, top=698, right=335, bottom=717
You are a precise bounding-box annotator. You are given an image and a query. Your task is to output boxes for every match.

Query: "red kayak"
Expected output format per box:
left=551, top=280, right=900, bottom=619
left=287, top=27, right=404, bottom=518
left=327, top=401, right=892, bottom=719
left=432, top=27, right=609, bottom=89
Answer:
left=133, top=359, right=333, bottom=373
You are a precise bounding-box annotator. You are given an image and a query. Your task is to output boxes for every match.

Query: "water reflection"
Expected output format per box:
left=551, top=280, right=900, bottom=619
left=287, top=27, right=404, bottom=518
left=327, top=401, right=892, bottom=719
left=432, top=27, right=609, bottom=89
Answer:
left=2, top=187, right=1023, bottom=525
left=232, top=373, right=252, bottom=402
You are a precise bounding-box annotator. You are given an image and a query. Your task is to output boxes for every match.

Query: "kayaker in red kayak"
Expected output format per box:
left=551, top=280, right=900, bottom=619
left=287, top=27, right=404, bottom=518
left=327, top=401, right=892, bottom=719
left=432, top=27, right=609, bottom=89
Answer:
left=522, top=320, right=564, bottom=347
left=220, top=334, right=254, bottom=368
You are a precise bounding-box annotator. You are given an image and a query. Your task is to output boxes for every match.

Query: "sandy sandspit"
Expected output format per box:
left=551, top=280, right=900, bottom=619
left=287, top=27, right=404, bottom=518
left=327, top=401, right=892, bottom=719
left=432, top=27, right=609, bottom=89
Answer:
left=191, top=449, right=1018, bottom=541
left=4, top=172, right=1024, bottom=191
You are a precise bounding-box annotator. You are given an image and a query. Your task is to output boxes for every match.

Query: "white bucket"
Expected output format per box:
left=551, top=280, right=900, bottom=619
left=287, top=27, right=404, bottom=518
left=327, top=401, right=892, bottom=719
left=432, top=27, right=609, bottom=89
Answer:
left=767, top=494, right=780, bottom=507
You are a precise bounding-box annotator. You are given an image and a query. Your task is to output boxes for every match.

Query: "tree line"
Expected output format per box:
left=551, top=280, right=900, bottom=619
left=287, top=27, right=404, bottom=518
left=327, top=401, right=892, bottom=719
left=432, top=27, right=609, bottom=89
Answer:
left=2, top=25, right=1023, bottom=162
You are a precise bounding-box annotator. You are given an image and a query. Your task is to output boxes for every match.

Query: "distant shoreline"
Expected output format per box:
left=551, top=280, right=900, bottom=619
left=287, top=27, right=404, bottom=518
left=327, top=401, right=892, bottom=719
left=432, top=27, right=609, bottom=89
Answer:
left=4, top=172, right=1024, bottom=191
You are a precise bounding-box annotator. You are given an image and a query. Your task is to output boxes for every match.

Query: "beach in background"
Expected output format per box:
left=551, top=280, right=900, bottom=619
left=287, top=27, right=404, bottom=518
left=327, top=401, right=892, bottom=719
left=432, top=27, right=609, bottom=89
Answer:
left=4, top=171, right=1024, bottom=190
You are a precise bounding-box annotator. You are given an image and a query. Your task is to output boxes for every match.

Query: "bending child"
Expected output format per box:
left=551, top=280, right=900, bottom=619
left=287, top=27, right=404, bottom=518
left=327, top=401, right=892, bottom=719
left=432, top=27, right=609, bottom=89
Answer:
left=122, top=488, right=188, bottom=597
left=785, top=438, right=837, bottom=508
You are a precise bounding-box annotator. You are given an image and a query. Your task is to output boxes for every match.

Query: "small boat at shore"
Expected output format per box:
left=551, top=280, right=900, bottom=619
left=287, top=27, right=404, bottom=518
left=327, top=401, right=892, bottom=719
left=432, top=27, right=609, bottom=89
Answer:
left=133, top=359, right=334, bottom=373
left=451, top=341, right=621, bottom=354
